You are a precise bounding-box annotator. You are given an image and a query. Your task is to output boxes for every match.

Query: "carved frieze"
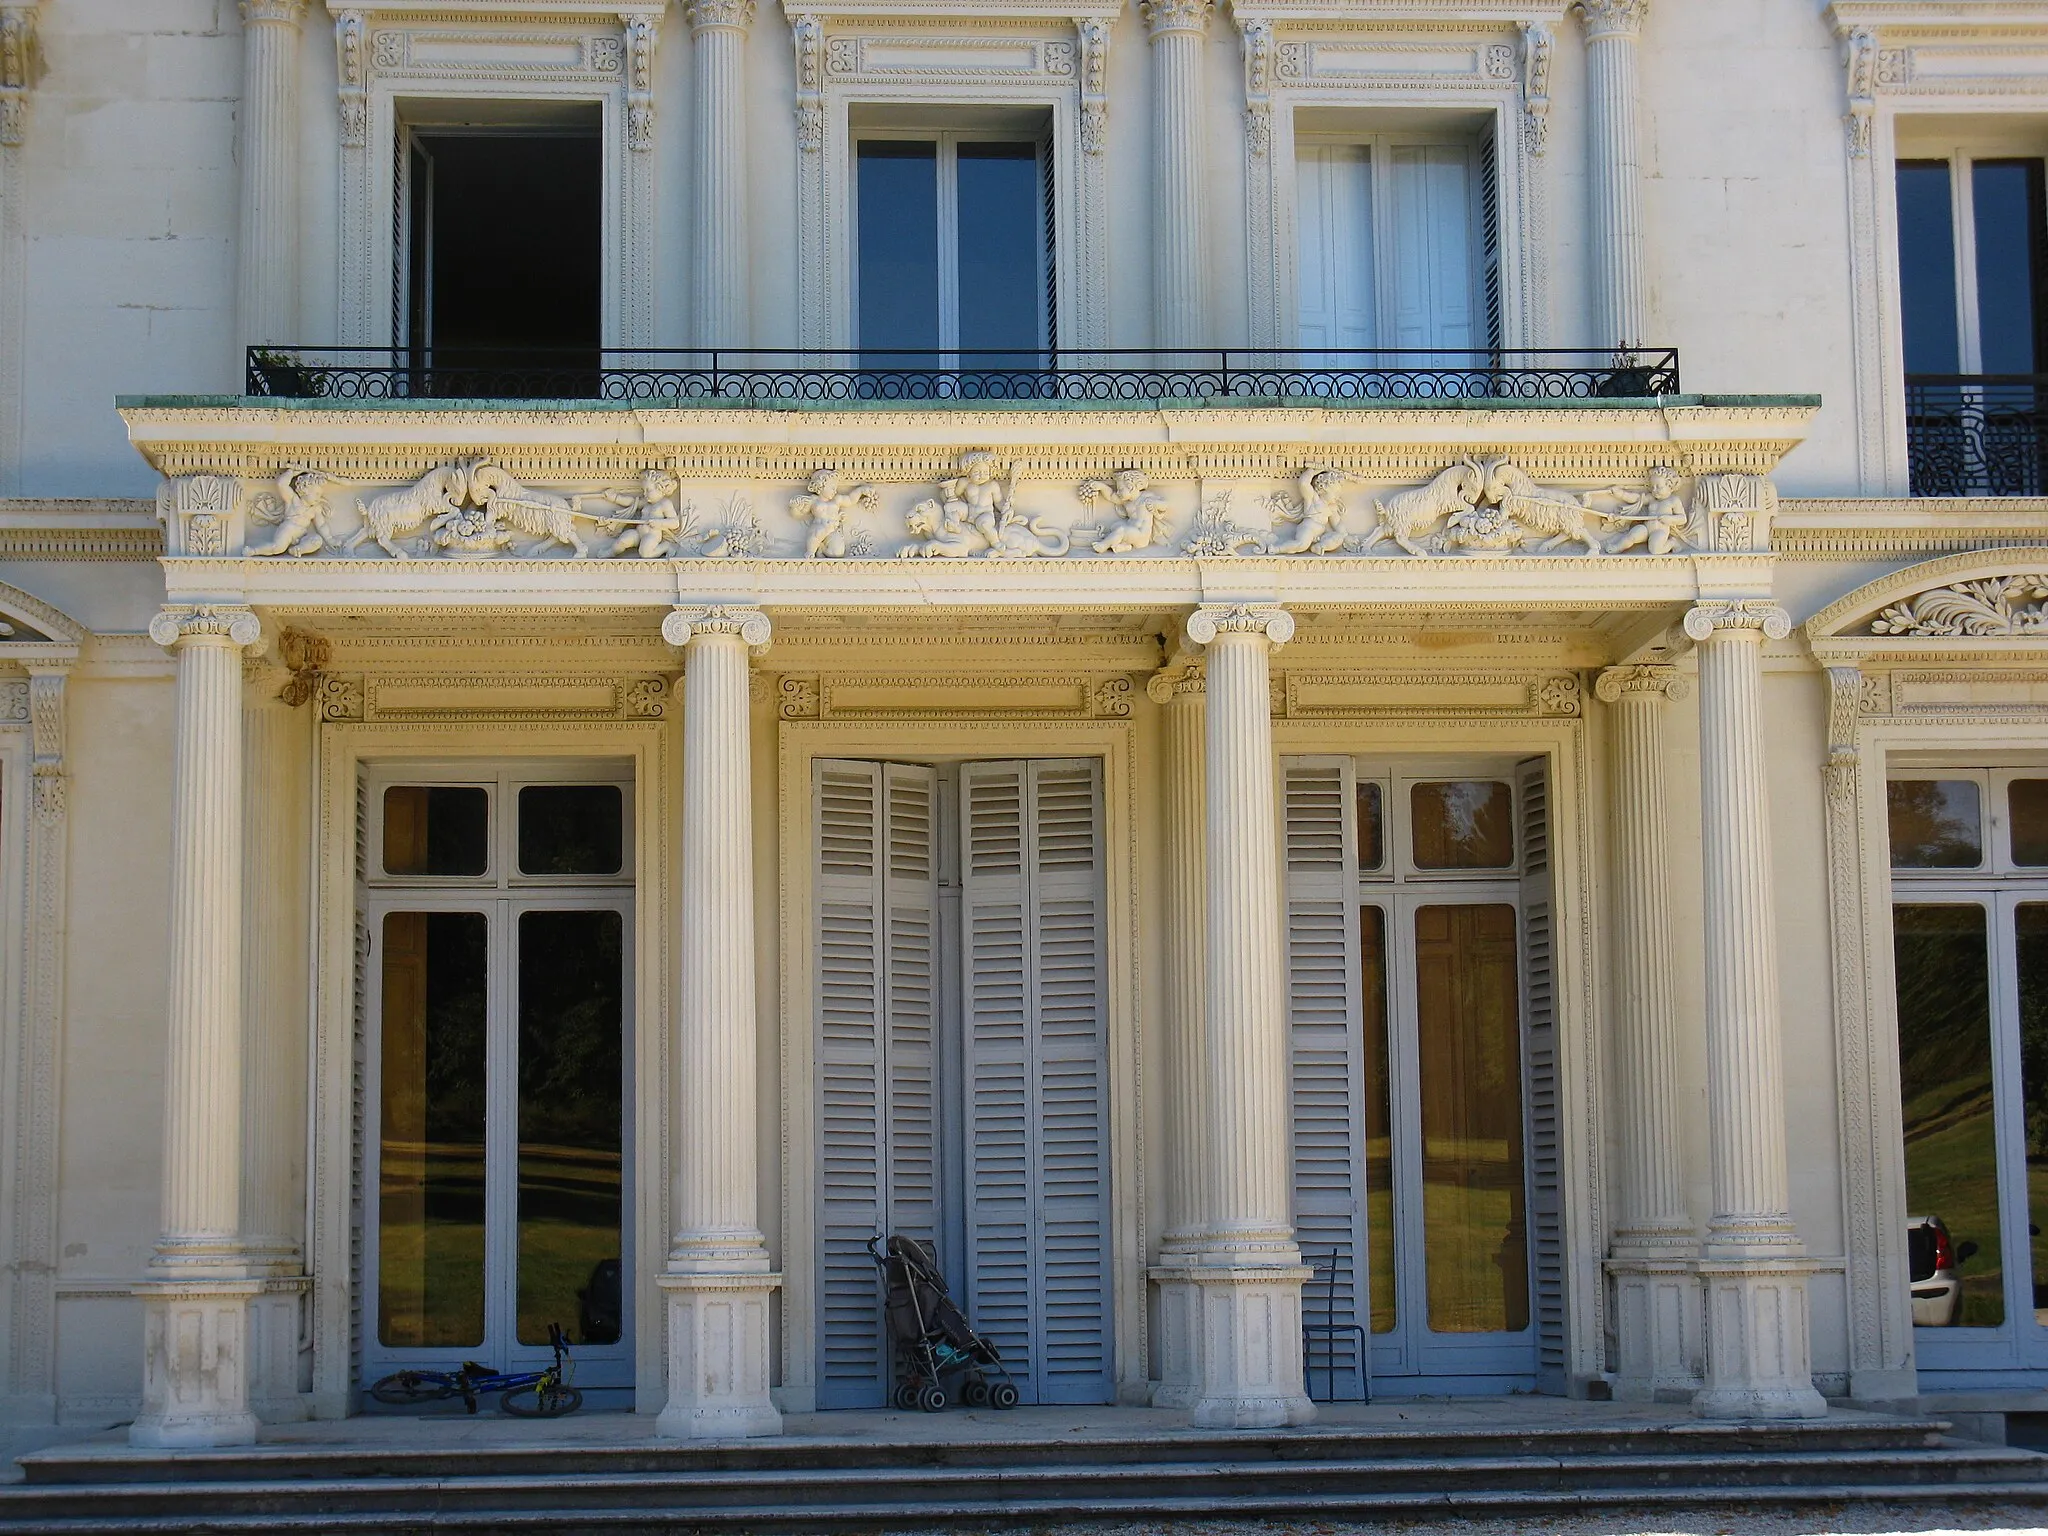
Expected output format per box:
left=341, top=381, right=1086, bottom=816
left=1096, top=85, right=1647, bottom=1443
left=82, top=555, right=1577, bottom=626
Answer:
left=314, top=673, right=672, bottom=723
left=1867, top=576, right=2048, bottom=638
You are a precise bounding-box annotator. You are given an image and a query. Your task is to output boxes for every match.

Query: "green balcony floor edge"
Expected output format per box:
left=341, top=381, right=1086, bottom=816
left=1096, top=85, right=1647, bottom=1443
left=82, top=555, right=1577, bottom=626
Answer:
left=118, top=392, right=1822, bottom=414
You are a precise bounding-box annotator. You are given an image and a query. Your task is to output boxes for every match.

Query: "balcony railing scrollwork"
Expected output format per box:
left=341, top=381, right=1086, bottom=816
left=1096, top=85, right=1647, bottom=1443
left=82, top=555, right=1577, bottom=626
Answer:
left=244, top=346, right=1682, bottom=405
left=1906, top=373, right=2048, bottom=497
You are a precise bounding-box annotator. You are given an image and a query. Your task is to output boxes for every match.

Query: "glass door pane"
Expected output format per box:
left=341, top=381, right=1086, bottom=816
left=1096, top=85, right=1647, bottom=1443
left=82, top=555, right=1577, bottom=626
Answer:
left=857, top=141, right=940, bottom=370
left=378, top=910, right=490, bottom=1348
left=515, top=908, right=625, bottom=1347
left=1412, top=902, right=1528, bottom=1335
left=956, top=141, right=1044, bottom=366
left=1894, top=903, right=2003, bottom=1326
left=1360, top=905, right=1396, bottom=1334
left=2017, top=903, right=2048, bottom=1326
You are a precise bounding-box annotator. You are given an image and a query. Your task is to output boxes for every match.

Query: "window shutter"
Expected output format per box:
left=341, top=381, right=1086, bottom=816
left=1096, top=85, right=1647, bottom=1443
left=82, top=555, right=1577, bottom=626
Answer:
left=1297, top=146, right=1376, bottom=357
left=1517, top=755, right=1566, bottom=1395
left=1283, top=757, right=1368, bottom=1395
left=960, top=759, right=1111, bottom=1405
left=1388, top=143, right=1477, bottom=355
left=1478, top=130, right=1503, bottom=352
left=814, top=759, right=939, bottom=1407
left=1040, top=128, right=1058, bottom=356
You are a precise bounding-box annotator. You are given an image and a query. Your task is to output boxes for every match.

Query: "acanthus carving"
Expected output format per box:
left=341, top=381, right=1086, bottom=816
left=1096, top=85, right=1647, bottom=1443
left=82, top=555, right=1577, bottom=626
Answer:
left=622, top=13, right=658, bottom=152
left=1867, top=576, right=2048, bottom=637
left=25, top=666, right=62, bottom=773
left=1180, top=493, right=1265, bottom=557
left=1076, top=468, right=1169, bottom=554
left=1090, top=676, right=1133, bottom=718
left=791, top=15, right=823, bottom=150
left=1824, top=664, right=1863, bottom=804
left=241, top=0, right=309, bottom=23
left=1535, top=674, right=1583, bottom=716
left=790, top=468, right=876, bottom=559
left=664, top=605, right=773, bottom=652
left=274, top=628, right=332, bottom=709
left=1573, top=0, right=1650, bottom=41
left=1682, top=600, right=1793, bottom=642
left=1077, top=14, right=1111, bottom=155
left=0, top=4, right=36, bottom=147
left=686, top=0, right=754, bottom=30
left=1240, top=17, right=1273, bottom=159
left=319, top=676, right=364, bottom=722
left=779, top=676, right=819, bottom=719
left=1839, top=23, right=1877, bottom=157
left=157, top=473, right=239, bottom=559
left=900, top=452, right=1067, bottom=559
left=1594, top=664, right=1687, bottom=704
left=333, top=9, right=367, bottom=147
left=1141, top=0, right=1211, bottom=38
left=1521, top=20, right=1553, bottom=156
left=1692, top=471, right=1774, bottom=552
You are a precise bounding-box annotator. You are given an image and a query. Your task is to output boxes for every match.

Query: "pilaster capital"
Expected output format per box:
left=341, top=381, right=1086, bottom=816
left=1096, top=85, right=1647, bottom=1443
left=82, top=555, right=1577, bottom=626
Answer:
left=1183, top=603, right=1292, bottom=650
left=0, top=4, right=41, bottom=148
left=663, top=604, right=772, bottom=655
left=686, top=0, right=754, bottom=30
left=24, top=663, right=63, bottom=773
left=149, top=604, right=262, bottom=653
left=1147, top=659, right=1206, bottom=704
left=1682, top=600, right=1790, bottom=644
left=1594, top=663, right=1688, bottom=705
left=240, top=0, right=310, bottom=26
left=1142, top=0, right=1212, bottom=38
left=1572, top=0, right=1649, bottom=41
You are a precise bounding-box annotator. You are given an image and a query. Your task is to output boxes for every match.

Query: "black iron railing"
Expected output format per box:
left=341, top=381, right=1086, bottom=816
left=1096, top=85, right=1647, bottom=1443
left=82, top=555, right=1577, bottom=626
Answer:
left=1906, top=374, right=2048, bottom=496
left=244, top=346, right=1682, bottom=404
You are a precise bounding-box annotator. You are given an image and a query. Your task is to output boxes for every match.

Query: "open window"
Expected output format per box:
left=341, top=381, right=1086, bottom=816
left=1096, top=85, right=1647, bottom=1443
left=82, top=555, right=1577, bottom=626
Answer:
left=1294, top=113, right=1501, bottom=366
left=1894, top=120, right=2048, bottom=494
left=395, top=103, right=603, bottom=396
left=851, top=108, right=1056, bottom=377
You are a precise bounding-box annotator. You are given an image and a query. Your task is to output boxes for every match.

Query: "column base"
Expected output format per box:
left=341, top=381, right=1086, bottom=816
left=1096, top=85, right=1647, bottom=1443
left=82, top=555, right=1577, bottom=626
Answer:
left=1608, top=1258, right=1702, bottom=1403
left=1147, top=1260, right=1203, bottom=1409
left=248, top=1279, right=310, bottom=1423
left=130, top=1279, right=263, bottom=1448
left=1187, top=1264, right=1315, bottom=1429
left=1694, top=1258, right=1828, bottom=1419
left=654, top=1271, right=783, bottom=1440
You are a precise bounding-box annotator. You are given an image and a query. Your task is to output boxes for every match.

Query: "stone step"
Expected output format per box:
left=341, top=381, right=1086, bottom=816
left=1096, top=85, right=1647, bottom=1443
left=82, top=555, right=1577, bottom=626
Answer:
left=15, top=1416, right=1958, bottom=1486
left=2, top=1444, right=2042, bottom=1529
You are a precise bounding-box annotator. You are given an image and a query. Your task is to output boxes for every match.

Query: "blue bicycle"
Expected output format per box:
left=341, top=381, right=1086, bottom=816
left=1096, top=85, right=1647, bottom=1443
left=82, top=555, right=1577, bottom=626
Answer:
left=369, top=1322, right=582, bottom=1416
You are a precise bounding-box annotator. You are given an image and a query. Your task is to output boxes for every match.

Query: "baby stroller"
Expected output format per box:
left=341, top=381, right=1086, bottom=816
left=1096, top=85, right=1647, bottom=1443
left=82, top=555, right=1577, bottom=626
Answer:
left=866, top=1233, right=1019, bottom=1412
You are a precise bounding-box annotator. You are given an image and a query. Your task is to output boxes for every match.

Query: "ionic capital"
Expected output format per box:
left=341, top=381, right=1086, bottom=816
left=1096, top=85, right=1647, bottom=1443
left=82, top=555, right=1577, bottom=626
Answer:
left=663, top=604, right=772, bottom=654
left=1183, top=603, right=1292, bottom=650
left=1572, top=0, right=1649, bottom=40
left=1142, top=0, right=1212, bottom=38
left=149, top=604, right=262, bottom=652
left=1594, top=663, right=1689, bottom=705
left=686, top=0, right=754, bottom=29
left=1682, top=600, right=1790, bottom=644
left=1147, top=660, right=1206, bottom=704
left=239, top=0, right=310, bottom=25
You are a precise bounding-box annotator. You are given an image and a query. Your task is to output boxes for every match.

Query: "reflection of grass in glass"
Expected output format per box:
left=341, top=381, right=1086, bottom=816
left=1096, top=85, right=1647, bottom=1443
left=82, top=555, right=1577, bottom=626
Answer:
left=1422, top=1139, right=1526, bottom=1335
left=517, top=1144, right=622, bottom=1346
left=1366, top=1160, right=1395, bottom=1334
left=1907, top=1105, right=2006, bottom=1325
left=379, top=1142, right=486, bottom=1348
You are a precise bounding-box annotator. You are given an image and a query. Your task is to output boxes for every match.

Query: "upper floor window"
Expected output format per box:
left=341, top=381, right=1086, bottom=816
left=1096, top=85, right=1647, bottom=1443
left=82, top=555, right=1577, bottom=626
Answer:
left=855, top=127, right=1053, bottom=369
left=1296, top=133, right=1499, bottom=363
left=1896, top=149, right=2048, bottom=494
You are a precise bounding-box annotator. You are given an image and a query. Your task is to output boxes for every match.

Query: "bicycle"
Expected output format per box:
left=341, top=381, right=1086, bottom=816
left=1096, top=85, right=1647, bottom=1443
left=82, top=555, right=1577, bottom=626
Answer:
left=369, top=1322, right=583, bottom=1417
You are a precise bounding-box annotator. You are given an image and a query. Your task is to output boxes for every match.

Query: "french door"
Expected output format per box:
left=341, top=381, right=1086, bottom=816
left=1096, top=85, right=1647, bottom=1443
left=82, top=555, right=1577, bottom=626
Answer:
left=1283, top=756, right=1557, bottom=1394
left=360, top=769, right=635, bottom=1399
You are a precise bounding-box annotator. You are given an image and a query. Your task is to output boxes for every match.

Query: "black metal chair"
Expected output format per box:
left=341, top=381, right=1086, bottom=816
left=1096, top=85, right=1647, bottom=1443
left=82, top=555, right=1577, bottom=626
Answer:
left=1300, top=1246, right=1369, bottom=1404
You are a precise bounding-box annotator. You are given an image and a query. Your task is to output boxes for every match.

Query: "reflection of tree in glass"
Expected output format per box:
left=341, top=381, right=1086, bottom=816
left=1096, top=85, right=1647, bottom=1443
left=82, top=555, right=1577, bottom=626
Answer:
left=424, top=912, right=489, bottom=1147
left=2017, top=905, right=2048, bottom=1313
left=1887, top=780, right=1982, bottom=868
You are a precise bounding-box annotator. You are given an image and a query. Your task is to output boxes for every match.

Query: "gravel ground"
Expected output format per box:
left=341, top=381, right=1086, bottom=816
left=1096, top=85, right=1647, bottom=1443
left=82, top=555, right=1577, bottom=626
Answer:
left=879, top=1512, right=2048, bottom=1536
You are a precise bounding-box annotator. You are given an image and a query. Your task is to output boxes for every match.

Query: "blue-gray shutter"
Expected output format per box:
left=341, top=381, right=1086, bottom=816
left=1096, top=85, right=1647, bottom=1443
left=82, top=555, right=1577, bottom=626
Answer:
left=1517, top=755, right=1566, bottom=1394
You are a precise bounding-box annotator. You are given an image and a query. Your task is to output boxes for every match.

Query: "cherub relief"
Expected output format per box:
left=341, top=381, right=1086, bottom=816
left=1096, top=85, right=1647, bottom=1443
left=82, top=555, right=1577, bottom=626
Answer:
left=1076, top=468, right=1170, bottom=553
left=1266, top=466, right=1359, bottom=555
left=790, top=467, right=878, bottom=558
left=247, top=466, right=339, bottom=557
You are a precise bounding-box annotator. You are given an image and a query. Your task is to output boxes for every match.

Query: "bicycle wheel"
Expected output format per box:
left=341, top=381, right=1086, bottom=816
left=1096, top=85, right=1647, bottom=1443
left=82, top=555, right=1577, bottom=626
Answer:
left=501, top=1381, right=584, bottom=1418
left=370, top=1370, right=457, bottom=1406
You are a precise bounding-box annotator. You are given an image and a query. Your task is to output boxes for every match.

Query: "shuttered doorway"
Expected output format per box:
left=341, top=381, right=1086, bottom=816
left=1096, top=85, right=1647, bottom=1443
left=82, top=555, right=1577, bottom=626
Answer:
left=813, top=758, right=1112, bottom=1408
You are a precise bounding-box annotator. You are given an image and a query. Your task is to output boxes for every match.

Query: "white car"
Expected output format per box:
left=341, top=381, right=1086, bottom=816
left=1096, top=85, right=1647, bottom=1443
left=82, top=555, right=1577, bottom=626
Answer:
left=1907, top=1214, right=1976, bottom=1327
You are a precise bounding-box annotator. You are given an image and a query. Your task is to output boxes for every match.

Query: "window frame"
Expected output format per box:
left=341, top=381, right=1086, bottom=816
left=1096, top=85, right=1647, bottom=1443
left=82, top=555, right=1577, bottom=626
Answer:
left=363, top=761, right=635, bottom=891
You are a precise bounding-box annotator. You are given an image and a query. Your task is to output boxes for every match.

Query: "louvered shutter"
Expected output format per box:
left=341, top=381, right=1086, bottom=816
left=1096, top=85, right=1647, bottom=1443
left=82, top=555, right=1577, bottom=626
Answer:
left=1517, top=756, right=1566, bottom=1395
left=1478, top=130, right=1503, bottom=352
left=813, top=760, right=938, bottom=1407
left=960, top=759, right=1111, bottom=1405
left=1388, top=142, right=1477, bottom=357
left=1282, top=758, right=1368, bottom=1396
left=1297, top=145, right=1376, bottom=359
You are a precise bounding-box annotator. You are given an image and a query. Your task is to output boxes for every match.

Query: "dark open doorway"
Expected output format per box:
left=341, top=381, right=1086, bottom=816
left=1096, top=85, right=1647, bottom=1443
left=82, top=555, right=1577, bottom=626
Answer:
left=403, top=124, right=602, bottom=396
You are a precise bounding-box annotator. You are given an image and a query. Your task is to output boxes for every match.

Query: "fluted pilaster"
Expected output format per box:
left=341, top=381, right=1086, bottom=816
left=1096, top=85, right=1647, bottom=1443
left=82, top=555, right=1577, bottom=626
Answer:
left=1573, top=0, right=1649, bottom=347
left=688, top=0, right=752, bottom=346
left=1143, top=0, right=1212, bottom=350
left=134, top=604, right=264, bottom=1449
left=1183, top=604, right=1311, bottom=1430
left=1682, top=599, right=1825, bottom=1420
left=1147, top=657, right=1207, bottom=1409
left=236, top=0, right=308, bottom=348
left=657, top=604, right=780, bottom=1439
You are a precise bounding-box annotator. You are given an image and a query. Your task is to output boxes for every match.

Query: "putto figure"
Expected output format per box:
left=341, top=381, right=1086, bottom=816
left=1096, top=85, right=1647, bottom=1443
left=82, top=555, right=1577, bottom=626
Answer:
left=1076, top=468, right=1170, bottom=553
left=247, top=466, right=339, bottom=557
left=900, top=451, right=1068, bottom=558
left=790, top=467, right=878, bottom=558
left=1266, top=466, right=1360, bottom=555
left=1599, top=465, right=1691, bottom=555
left=598, top=469, right=687, bottom=559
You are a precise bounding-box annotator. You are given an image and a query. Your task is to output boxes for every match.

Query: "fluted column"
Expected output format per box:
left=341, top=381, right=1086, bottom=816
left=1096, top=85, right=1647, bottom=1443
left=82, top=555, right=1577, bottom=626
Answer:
left=1573, top=0, right=1649, bottom=347
left=656, top=605, right=781, bottom=1439
left=687, top=0, right=753, bottom=348
left=0, top=5, right=43, bottom=492
left=239, top=650, right=316, bottom=1422
left=1596, top=663, right=1700, bottom=1401
left=132, top=604, right=265, bottom=1449
left=1681, top=601, right=1826, bottom=1419
left=236, top=1, right=308, bottom=349
left=1143, top=0, right=1213, bottom=350
left=1146, top=653, right=1207, bottom=1408
left=1183, top=604, right=1311, bottom=1429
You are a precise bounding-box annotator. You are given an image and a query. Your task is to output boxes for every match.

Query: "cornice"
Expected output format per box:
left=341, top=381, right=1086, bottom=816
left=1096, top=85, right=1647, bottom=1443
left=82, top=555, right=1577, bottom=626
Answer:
left=1827, top=1, right=2048, bottom=35
left=323, top=0, right=668, bottom=15
left=1806, top=544, right=2048, bottom=640
left=780, top=0, right=1125, bottom=20
left=1230, top=0, right=1565, bottom=19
